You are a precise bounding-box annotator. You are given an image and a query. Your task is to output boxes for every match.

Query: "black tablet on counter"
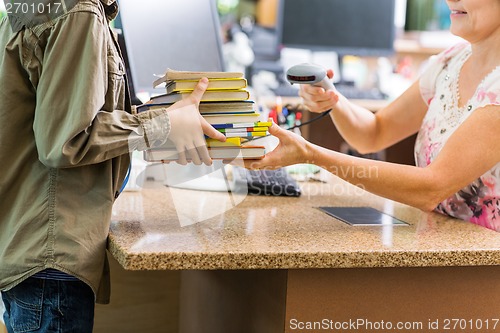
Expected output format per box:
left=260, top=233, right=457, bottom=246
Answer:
left=318, top=206, right=409, bottom=226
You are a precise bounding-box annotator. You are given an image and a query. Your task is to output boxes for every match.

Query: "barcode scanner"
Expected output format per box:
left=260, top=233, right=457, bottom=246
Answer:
left=246, top=64, right=336, bottom=141
left=286, top=63, right=335, bottom=91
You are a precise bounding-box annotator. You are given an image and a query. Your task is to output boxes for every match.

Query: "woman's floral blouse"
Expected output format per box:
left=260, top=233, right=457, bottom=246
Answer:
left=415, top=43, right=500, bottom=231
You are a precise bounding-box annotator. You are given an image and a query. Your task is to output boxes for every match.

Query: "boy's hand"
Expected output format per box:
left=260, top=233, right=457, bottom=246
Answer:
left=167, top=78, right=226, bottom=165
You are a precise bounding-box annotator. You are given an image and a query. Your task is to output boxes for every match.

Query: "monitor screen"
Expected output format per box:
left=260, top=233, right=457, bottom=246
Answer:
left=116, top=0, right=225, bottom=100
left=278, top=0, right=396, bottom=57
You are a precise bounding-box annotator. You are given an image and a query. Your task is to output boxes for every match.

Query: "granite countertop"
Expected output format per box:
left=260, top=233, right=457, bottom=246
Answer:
left=109, top=171, right=500, bottom=271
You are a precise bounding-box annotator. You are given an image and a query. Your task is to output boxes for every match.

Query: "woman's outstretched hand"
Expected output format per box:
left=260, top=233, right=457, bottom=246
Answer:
left=229, top=122, right=314, bottom=170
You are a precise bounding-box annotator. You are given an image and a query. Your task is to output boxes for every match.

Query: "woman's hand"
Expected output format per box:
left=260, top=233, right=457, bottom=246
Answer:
left=233, top=123, right=314, bottom=170
left=299, top=69, right=340, bottom=113
left=166, top=78, right=226, bottom=165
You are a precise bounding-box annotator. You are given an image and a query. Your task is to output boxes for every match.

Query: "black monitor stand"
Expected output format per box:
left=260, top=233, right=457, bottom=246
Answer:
left=116, top=30, right=143, bottom=106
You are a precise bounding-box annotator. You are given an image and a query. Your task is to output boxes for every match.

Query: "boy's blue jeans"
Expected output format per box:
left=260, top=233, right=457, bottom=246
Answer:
left=1, top=277, right=94, bottom=333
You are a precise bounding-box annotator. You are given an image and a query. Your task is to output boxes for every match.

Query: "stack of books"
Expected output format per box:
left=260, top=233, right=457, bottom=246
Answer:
left=138, top=69, right=270, bottom=161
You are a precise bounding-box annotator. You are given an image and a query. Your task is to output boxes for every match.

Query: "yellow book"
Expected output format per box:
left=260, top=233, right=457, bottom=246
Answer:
left=165, top=78, right=247, bottom=94
left=150, top=90, right=250, bottom=104
left=205, top=137, right=242, bottom=147
left=153, top=68, right=243, bottom=88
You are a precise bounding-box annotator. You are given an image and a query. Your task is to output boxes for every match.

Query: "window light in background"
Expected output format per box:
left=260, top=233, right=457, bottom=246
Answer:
left=0, top=2, right=6, bottom=19
left=405, top=0, right=451, bottom=31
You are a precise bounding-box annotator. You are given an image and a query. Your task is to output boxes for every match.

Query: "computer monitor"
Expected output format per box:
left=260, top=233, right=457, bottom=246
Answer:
left=277, top=0, right=396, bottom=57
left=116, top=0, right=225, bottom=101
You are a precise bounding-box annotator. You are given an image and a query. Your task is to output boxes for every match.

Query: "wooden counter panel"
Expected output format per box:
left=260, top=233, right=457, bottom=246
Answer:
left=285, top=266, right=500, bottom=333
left=179, top=270, right=287, bottom=333
left=94, top=255, right=180, bottom=333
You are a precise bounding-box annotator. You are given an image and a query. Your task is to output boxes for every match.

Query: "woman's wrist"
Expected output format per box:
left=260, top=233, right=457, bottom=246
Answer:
left=329, top=93, right=348, bottom=114
left=304, top=140, right=318, bottom=165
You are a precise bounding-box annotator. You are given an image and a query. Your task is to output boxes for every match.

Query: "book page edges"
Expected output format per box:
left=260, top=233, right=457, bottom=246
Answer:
left=153, top=68, right=244, bottom=88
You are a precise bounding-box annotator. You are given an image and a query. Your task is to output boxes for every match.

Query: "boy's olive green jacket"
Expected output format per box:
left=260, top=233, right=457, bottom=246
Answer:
left=0, top=0, right=169, bottom=303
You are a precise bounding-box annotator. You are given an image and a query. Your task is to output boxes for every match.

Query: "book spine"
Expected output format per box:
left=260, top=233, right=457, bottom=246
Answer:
left=218, top=127, right=269, bottom=133
left=200, top=111, right=255, bottom=115
left=223, top=132, right=268, bottom=138
left=212, top=121, right=271, bottom=129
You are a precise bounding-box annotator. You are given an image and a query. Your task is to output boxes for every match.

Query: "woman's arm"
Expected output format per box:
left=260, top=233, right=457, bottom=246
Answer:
left=300, top=71, right=428, bottom=154
left=244, top=105, right=500, bottom=211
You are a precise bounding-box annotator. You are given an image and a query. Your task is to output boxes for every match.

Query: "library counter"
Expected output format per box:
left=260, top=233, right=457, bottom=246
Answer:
left=100, top=173, right=500, bottom=333
left=108, top=174, right=500, bottom=271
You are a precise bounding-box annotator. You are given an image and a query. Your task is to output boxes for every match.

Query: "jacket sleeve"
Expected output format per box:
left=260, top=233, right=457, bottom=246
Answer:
left=33, top=10, right=169, bottom=168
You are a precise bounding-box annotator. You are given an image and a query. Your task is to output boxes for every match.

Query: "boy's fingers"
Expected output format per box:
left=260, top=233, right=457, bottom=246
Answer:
left=197, top=146, right=213, bottom=166
left=187, top=77, right=209, bottom=104
left=201, top=118, right=226, bottom=141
